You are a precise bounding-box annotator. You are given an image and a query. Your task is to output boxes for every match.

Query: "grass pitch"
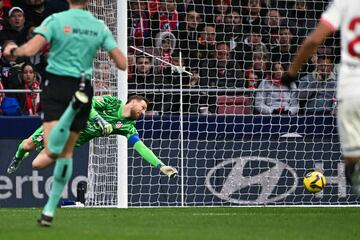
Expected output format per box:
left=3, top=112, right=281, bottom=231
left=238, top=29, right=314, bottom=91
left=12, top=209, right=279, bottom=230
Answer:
left=0, top=207, right=359, bottom=240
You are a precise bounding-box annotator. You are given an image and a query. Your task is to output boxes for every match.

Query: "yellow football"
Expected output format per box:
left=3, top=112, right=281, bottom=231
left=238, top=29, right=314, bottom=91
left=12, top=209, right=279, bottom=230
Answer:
left=303, top=171, right=326, bottom=193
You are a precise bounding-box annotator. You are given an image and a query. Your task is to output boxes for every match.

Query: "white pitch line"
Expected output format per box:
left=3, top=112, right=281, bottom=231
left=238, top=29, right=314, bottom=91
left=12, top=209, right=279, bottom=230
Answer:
left=192, top=213, right=245, bottom=216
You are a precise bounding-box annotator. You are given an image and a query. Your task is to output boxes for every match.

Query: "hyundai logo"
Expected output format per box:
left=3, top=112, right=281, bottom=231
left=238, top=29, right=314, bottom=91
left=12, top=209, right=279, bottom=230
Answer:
left=205, top=157, right=298, bottom=204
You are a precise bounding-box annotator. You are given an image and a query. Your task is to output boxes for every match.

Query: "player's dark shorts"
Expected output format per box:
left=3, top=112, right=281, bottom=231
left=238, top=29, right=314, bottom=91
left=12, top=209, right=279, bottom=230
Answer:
left=40, top=72, right=94, bottom=132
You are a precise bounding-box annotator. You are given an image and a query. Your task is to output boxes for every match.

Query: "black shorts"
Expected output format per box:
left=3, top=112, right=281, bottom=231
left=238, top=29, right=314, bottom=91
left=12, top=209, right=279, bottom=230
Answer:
left=40, top=72, right=94, bottom=132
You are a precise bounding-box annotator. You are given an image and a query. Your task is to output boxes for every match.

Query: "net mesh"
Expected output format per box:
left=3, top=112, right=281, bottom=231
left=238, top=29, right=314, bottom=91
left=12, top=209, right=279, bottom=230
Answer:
left=86, top=0, right=119, bottom=207
left=87, top=0, right=360, bottom=207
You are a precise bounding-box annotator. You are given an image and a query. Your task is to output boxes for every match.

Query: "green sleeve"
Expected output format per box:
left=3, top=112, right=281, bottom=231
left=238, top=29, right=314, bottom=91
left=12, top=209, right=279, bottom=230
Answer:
left=126, top=124, right=138, bottom=139
left=92, top=95, right=120, bottom=111
left=133, top=141, right=164, bottom=168
left=92, top=96, right=108, bottom=111
left=34, top=15, right=56, bottom=41
left=90, top=95, right=115, bottom=119
left=101, top=21, right=118, bottom=52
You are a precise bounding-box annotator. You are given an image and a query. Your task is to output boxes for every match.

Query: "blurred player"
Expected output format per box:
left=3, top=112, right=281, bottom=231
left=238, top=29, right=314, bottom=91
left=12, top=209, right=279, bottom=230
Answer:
left=281, top=0, right=360, bottom=196
left=3, top=0, right=127, bottom=226
left=7, top=95, right=178, bottom=176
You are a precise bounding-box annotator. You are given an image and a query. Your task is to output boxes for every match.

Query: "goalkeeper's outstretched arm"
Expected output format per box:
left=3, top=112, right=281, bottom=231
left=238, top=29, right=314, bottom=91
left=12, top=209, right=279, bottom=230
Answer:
left=128, top=134, right=178, bottom=178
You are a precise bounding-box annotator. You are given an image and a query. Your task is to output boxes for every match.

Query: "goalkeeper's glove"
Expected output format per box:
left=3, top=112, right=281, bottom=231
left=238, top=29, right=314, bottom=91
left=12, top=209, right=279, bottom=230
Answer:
left=94, top=115, right=113, bottom=135
left=280, top=72, right=297, bottom=89
left=160, top=165, right=178, bottom=178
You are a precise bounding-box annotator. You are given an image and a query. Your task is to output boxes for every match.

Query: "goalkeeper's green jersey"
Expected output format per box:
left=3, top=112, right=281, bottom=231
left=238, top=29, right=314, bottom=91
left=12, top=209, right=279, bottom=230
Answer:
left=83, top=95, right=138, bottom=143
left=32, top=95, right=137, bottom=150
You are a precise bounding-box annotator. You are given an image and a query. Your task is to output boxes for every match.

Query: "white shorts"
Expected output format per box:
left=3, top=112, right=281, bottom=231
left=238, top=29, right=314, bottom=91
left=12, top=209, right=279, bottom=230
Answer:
left=337, top=100, right=360, bottom=157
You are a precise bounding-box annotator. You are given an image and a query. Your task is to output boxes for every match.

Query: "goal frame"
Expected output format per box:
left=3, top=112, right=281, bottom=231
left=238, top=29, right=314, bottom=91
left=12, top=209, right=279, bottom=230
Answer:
left=117, top=0, right=128, bottom=208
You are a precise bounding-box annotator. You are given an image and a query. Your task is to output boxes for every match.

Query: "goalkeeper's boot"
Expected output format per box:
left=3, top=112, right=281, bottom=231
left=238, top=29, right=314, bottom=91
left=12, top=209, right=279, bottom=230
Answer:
left=37, top=213, right=53, bottom=227
left=72, top=90, right=89, bottom=110
left=7, top=152, right=30, bottom=174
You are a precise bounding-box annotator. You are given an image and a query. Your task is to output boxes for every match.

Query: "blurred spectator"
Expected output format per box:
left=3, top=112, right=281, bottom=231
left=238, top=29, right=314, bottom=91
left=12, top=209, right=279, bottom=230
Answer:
left=148, top=0, right=161, bottom=16
left=151, top=31, right=177, bottom=73
left=299, top=45, right=335, bottom=78
left=211, top=0, right=231, bottom=24
left=151, top=0, right=179, bottom=37
left=255, top=62, right=299, bottom=115
left=0, top=41, right=27, bottom=90
left=20, top=62, right=40, bottom=115
left=197, top=23, right=216, bottom=60
left=128, top=0, right=152, bottom=47
left=2, top=0, right=11, bottom=7
left=129, top=55, right=153, bottom=89
left=0, top=6, right=32, bottom=45
left=93, top=61, right=112, bottom=95
left=288, top=0, right=316, bottom=42
left=262, top=9, right=284, bottom=51
left=178, top=9, right=202, bottom=68
left=162, top=51, right=191, bottom=113
left=128, top=55, right=162, bottom=112
left=270, top=24, right=297, bottom=68
left=127, top=49, right=136, bottom=80
left=162, top=51, right=205, bottom=114
left=222, top=8, right=242, bottom=49
left=180, top=0, right=213, bottom=21
left=315, top=46, right=338, bottom=65
left=200, top=42, right=244, bottom=88
left=200, top=42, right=244, bottom=113
left=298, top=56, right=337, bottom=115
left=17, top=0, right=69, bottom=26
left=242, top=0, right=266, bottom=35
left=244, top=51, right=268, bottom=88
left=233, top=25, right=268, bottom=69
left=184, top=68, right=206, bottom=113
left=0, top=0, right=9, bottom=31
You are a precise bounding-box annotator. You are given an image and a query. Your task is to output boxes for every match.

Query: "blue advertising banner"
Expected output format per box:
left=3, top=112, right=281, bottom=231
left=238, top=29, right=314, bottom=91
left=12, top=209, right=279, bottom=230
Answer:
left=0, top=139, right=88, bottom=207
left=129, top=135, right=358, bottom=206
left=0, top=116, right=359, bottom=207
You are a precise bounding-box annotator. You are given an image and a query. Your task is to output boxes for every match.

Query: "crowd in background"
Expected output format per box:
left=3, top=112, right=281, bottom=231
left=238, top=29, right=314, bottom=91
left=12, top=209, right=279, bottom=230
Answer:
left=0, top=0, right=68, bottom=115
left=128, top=0, right=339, bottom=116
left=0, top=0, right=338, bottom=116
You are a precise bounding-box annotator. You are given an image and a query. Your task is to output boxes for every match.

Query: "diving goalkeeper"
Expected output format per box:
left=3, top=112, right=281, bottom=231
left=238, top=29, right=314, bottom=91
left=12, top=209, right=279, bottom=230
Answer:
left=7, top=95, right=177, bottom=178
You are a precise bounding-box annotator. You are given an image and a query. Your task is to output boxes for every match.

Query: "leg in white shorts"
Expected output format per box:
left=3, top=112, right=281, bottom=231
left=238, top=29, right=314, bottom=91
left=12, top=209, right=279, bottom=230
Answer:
left=337, top=99, right=360, bottom=157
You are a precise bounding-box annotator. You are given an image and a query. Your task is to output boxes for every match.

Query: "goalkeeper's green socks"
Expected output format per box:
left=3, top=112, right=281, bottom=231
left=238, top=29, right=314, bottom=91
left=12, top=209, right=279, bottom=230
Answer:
left=43, top=158, right=73, bottom=217
left=15, top=140, right=27, bottom=159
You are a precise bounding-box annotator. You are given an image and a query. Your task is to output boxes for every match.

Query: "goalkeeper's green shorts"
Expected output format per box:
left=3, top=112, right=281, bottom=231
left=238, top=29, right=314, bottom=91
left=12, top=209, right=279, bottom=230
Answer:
left=31, top=126, right=84, bottom=152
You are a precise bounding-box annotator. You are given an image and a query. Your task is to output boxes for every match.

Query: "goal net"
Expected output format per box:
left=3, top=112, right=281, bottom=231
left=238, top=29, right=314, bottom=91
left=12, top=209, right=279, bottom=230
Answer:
left=86, top=0, right=120, bottom=207
left=87, top=0, right=360, bottom=207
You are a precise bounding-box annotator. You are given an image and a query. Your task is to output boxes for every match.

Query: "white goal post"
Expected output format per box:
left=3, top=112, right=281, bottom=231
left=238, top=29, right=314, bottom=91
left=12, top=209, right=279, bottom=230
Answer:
left=86, top=0, right=128, bottom=208
left=86, top=0, right=360, bottom=207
